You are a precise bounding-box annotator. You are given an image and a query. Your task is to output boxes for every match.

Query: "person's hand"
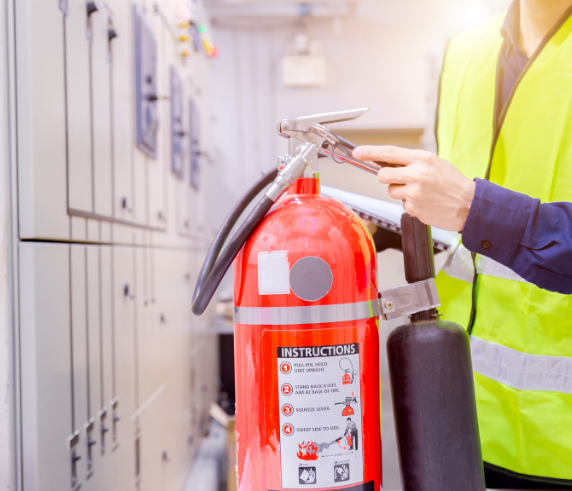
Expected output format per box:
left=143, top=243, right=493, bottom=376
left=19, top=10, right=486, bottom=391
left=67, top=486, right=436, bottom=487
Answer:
left=353, top=146, right=476, bottom=232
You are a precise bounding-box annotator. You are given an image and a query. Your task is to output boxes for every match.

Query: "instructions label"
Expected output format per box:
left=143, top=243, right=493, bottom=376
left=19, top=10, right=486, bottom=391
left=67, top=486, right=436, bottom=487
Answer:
left=277, top=343, right=363, bottom=489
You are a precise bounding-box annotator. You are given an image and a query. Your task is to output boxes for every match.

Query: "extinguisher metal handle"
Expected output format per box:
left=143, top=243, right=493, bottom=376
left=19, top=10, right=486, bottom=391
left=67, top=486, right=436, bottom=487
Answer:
left=379, top=278, right=441, bottom=321
left=278, top=108, right=369, bottom=138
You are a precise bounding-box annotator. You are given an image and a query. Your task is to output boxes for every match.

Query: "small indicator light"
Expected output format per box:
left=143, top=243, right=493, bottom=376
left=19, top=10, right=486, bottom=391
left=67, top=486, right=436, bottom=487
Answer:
left=198, top=25, right=207, bottom=34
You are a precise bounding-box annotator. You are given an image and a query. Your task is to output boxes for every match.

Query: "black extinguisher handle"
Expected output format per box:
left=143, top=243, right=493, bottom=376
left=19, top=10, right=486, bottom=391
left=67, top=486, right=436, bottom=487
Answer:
left=400, top=213, right=436, bottom=321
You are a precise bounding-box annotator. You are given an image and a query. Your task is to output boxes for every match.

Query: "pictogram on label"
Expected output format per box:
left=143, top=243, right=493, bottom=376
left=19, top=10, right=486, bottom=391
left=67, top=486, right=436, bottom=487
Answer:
left=277, top=342, right=363, bottom=489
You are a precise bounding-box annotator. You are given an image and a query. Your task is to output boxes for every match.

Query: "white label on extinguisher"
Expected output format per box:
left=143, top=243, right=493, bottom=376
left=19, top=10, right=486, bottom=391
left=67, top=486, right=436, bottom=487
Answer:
left=277, top=343, right=364, bottom=489
left=258, top=251, right=290, bottom=295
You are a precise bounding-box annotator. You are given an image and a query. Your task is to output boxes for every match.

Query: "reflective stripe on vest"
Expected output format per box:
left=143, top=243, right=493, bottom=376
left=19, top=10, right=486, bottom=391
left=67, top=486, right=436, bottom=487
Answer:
left=435, top=9, right=572, bottom=481
left=442, top=244, right=529, bottom=284
left=471, top=336, right=572, bottom=395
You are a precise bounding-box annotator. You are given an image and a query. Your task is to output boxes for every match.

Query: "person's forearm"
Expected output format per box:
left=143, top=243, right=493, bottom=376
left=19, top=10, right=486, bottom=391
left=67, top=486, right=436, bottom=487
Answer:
left=463, top=179, right=572, bottom=294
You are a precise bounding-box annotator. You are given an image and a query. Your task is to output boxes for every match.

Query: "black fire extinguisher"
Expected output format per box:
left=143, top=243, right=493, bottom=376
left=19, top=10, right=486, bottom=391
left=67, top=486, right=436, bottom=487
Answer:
left=387, top=214, right=486, bottom=491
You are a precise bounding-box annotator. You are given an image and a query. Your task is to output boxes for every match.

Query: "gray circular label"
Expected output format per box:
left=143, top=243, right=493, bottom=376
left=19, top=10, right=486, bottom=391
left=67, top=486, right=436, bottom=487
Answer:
left=289, top=257, right=333, bottom=302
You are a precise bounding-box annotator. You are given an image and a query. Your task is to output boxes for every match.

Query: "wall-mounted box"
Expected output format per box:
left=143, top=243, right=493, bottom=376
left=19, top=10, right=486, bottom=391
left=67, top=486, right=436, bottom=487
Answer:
left=133, top=5, right=158, bottom=159
left=189, top=100, right=200, bottom=191
left=171, top=67, right=185, bottom=180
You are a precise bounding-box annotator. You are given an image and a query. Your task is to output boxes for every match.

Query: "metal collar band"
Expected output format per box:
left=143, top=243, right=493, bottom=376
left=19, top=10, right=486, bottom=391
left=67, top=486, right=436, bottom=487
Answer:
left=234, top=299, right=382, bottom=326
left=234, top=279, right=441, bottom=325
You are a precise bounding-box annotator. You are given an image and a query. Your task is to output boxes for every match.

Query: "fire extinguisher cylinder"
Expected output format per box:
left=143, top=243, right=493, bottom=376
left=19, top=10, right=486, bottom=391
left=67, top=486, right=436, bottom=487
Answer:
left=387, top=214, right=486, bottom=491
left=387, top=320, right=485, bottom=490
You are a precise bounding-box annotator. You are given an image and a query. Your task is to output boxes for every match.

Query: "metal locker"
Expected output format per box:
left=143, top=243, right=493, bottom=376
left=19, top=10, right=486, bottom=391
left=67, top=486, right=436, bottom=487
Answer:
left=110, top=0, right=135, bottom=222
left=109, top=246, right=137, bottom=489
left=169, top=253, right=196, bottom=489
left=19, top=243, right=73, bottom=490
left=147, top=11, right=167, bottom=230
left=136, top=246, right=168, bottom=491
left=85, top=246, right=104, bottom=489
left=90, top=3, right=114, bottom=218
left=98, top=245, right=116, bottom=488
left=16, top=0, right=69, bottom=240
left=66, top=0, right=94, bottom=215
left=136, top=246, right=164, bottom=405
left=70, top=245, right=91, bottom=488
left=148, top=250, right=189, bottom=490
left=138, top=387, right=168, bottom=491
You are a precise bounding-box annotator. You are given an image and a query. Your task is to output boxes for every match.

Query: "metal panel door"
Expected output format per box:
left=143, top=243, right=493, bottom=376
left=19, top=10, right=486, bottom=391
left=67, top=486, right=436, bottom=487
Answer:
left=16, top=0, right=68, bottom=239
left=110, top=0, right=135, bottom=223
left=109, top=246, right=137, bottom=489
left=70, top=245, right=95, bottom=490
left=66, top=0, right=94, bottom=215
left=19, top=243, right=73, bottom=490
left=90, top=5, right=113, bottom=218
left=85, top=245, right=104, bottom=489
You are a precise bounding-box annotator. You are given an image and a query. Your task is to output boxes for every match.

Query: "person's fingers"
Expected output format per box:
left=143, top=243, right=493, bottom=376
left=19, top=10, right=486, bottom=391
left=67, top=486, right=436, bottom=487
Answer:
left=387, top=183, right=407, bottom=201
left=377, top=166, right=410, bottom=185
left=353, top=145, right=425, bottom=166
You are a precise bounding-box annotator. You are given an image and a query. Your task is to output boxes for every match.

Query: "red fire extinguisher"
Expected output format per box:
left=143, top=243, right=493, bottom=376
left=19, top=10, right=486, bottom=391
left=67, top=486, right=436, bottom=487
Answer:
left=232, top=171, right=380, bottom=490
left=192, top=108, right=484, bottom=491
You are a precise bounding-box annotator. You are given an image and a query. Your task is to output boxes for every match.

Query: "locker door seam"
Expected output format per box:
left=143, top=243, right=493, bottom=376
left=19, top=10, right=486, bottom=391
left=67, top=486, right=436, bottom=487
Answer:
left=85, top=247, right=91, bottom=421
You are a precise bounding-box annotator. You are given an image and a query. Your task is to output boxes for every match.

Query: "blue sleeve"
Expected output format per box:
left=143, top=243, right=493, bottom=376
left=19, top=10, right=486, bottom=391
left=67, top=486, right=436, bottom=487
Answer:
left=462, top=178, right=572, bottom=295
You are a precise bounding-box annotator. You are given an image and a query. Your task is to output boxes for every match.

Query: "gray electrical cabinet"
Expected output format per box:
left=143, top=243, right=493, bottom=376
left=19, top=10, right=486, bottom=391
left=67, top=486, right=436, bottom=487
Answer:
left=10, top=0, right=219, bottom=490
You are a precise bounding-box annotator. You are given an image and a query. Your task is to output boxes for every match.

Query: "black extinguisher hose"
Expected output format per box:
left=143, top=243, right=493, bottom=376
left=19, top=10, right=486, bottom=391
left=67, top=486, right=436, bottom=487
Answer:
left=192, top=168, right=278, bottom=316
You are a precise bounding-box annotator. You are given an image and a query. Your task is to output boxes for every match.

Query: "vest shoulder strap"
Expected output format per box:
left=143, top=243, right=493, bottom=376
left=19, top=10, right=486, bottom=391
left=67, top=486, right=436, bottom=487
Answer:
left=445, top=13, right=505, bottom=74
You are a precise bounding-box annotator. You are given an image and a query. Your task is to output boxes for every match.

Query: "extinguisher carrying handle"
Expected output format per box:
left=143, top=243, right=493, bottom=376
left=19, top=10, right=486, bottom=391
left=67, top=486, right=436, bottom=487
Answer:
left=192, top=143, right=319, bottom=316
left=401, top=213, right=437, bottom=321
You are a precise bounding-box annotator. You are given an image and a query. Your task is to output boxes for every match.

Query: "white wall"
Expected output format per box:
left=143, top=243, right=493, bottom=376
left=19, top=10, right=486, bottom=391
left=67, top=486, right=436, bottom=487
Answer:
left=209, top=0, right=511, bottom=222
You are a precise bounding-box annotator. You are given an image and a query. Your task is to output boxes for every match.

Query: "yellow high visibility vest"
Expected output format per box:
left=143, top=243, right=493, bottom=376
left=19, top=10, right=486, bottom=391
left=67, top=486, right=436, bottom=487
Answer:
left=436, top=11, right=572, bottom=483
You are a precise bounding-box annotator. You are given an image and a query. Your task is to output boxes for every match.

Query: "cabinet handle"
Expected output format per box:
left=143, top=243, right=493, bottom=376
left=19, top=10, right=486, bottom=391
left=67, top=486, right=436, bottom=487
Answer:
left=123, top=283, right=135, bottom=299
left=87, top=1, right=99, bottom=16
left=121, top=197, right=133, bottom=213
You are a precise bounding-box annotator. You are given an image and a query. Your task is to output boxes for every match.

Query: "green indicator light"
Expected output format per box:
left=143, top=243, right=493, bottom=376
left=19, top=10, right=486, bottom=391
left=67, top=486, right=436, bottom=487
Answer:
left=198, top=25, right=207, bottom=34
